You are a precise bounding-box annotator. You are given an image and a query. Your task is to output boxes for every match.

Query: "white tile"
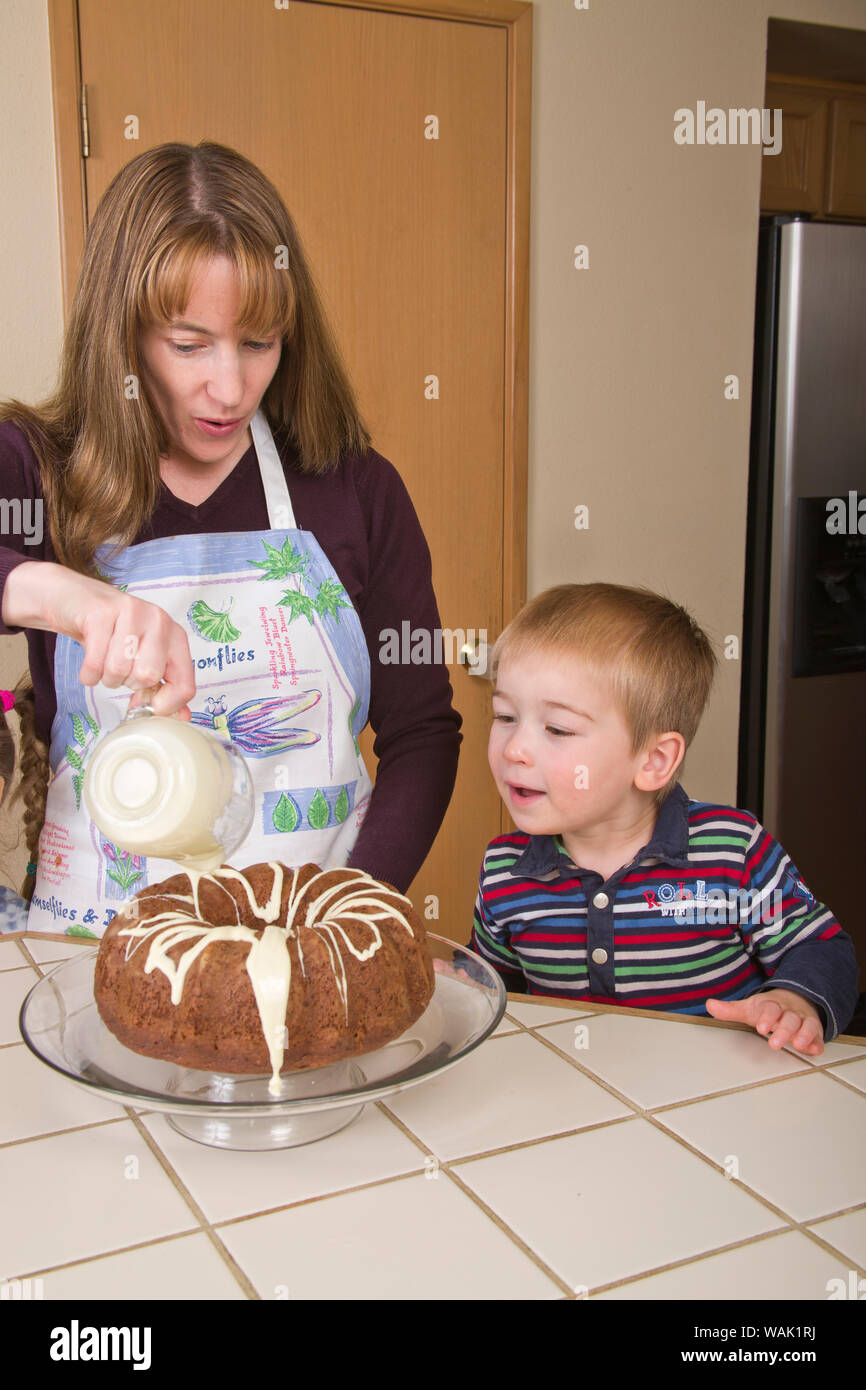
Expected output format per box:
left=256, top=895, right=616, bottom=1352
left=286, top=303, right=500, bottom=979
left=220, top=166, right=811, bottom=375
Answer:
left=827, top=1057, right=866, bottom=1094
left=0, top=1043, right=126, bottom=1144
left=0, top=966, right=39, bottom=1045
left=218, top=1171, right=563, bottom=1300
left=454, top=1118, right=781, bottom=1292
left=0, top=938, right=27, bottom=970
left=657, top=1072, right=866, bottom=1222
left=594, top=1229, right=851, bottom=1300
left=24, top=937, right=98, bottom=966
left=795, top=1037, right=866, bottom=1066
left=539, top=1012, right=809, bottom=1109
left=140, top=1104, right=428, bottom=1225
left=383, top=1031, right=632, bottom=1160
left=808, top=1207, right=866, bottom=1270
left=504, top=1000, right=594, bottom=1027
left=0, top=1121, right=199, bottom=1280
left=20, top=1234, right=247, bottom=1300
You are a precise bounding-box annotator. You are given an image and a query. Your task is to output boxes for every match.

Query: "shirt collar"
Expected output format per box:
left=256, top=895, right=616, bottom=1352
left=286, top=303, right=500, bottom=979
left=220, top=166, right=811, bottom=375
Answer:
left=511, top=782, right=693, bottom=879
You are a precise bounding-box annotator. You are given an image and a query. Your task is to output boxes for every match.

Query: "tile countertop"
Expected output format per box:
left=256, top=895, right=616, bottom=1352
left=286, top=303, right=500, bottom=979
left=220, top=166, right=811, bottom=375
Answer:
left=2, top=932, right=865, bottom=1302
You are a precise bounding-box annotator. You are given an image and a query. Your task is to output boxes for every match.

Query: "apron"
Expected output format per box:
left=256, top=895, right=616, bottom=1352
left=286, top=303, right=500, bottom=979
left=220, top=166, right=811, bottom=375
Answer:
left=27, top=412, right=373, bottom=938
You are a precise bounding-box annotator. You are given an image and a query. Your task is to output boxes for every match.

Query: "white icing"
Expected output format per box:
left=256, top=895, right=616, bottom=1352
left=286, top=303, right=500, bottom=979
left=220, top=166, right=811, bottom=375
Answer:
left=116, top=864, right=417, bottom=1094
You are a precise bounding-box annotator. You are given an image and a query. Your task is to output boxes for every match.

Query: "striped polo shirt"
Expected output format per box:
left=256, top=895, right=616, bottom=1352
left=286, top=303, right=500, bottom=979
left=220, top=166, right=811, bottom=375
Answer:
left=471, top=784, right=859, bottom=1040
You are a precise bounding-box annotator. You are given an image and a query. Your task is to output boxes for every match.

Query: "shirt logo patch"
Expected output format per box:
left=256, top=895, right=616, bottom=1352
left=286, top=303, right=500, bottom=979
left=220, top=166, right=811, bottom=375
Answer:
left=642, top=880, right=784, bottom=925
left=785, top=872, right=816, bottom=910
left=642, top=881, right=705, bottom=916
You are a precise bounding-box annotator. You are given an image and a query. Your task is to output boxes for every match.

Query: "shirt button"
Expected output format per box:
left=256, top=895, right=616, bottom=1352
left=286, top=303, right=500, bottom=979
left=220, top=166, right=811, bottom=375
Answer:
left=592, top=892, right=609, bottom=909
left=591, top=947, right=608, bottom=964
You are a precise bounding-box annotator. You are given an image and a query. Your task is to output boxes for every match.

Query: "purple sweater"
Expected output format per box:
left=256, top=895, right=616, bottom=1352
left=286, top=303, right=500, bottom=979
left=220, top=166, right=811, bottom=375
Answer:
left=0, top=420, right=462, bottom=891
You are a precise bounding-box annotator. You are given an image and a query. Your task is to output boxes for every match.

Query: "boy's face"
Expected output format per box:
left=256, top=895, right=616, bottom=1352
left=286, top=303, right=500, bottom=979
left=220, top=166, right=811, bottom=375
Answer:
left=488, top=651, right=649, bottom=838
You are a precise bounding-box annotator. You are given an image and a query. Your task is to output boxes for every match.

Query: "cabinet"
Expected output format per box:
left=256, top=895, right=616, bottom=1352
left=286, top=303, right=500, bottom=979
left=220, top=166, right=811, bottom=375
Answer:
left=762, top=76, right=866, bottom=221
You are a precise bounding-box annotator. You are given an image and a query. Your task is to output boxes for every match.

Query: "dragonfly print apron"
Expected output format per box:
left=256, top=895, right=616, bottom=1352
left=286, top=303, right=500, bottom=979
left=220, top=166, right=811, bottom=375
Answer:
left=27, top=411, right=373, bottom=937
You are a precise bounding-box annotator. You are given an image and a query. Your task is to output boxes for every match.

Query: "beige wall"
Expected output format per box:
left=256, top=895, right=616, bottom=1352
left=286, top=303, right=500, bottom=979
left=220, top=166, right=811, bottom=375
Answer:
left=0, top=0, right=62, bottom=700
left=1, top=0, right=864, bottom=826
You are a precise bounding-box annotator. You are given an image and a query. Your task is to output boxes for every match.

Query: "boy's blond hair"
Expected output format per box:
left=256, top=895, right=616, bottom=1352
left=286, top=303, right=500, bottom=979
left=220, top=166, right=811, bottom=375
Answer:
left=490, top=583, right=717, bottom=803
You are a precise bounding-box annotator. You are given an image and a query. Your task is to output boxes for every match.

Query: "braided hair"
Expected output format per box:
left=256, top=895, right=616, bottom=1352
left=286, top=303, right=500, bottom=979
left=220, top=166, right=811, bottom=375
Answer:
left=0, top=679, right=50, bottom=899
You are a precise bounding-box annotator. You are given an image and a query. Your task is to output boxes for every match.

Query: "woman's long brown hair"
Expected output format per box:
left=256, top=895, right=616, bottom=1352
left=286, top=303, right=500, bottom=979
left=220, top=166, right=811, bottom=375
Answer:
left=0, top=140, right=370, bottom=575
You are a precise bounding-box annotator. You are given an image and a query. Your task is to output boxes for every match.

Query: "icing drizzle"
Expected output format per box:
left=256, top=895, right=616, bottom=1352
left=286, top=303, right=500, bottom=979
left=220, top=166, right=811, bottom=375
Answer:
left=115, top=864, right=417, bottom=1095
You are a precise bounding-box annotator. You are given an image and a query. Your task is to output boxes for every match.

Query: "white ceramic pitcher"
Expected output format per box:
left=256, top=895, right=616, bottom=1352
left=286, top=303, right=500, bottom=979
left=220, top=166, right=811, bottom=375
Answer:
left=83, top=694, right=255, bottom=872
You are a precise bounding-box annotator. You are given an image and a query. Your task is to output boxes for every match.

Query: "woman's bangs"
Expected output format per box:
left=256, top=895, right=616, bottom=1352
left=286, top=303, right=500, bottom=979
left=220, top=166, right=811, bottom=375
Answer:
left=137, top=234, right=213, bottom=327
left=232, top=243, right=295, bottom=339
left=138, top=233, right=295, bottom=339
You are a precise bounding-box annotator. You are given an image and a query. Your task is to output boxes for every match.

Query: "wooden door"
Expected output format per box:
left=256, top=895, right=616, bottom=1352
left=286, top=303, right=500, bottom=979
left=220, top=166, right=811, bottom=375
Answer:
left=48, top=0, right=530, bottom=942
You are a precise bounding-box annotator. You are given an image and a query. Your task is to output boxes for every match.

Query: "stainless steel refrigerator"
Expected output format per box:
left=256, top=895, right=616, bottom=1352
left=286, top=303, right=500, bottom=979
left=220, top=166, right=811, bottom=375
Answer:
left=739, top=216, right=866, bottom=975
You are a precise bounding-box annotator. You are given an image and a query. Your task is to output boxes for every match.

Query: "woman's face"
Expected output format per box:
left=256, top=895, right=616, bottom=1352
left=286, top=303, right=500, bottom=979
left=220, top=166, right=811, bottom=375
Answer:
left=138, top=254, right=282, bottom=474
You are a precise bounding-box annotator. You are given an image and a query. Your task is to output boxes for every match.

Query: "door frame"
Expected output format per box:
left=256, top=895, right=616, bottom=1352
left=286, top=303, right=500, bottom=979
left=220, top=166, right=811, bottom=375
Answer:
left=47, top=0, right=529, bottom=658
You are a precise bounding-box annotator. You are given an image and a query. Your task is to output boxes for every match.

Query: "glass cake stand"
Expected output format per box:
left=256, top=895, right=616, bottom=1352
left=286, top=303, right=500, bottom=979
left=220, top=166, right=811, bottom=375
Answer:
left=19, top=935, right=507, bottom=1151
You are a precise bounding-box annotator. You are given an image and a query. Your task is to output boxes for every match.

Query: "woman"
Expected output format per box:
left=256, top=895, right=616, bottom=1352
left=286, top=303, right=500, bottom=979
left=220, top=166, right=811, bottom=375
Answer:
left=0, top=141, right=461, bottom=936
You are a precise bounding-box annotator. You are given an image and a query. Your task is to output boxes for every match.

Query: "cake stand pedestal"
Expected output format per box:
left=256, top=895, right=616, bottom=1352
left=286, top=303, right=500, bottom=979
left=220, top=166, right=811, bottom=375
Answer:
left=19, top=936, right=506, bottom=1150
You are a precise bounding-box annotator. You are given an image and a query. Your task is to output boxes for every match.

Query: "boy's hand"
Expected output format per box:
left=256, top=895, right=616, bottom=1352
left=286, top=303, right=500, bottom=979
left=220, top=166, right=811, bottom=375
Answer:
left=706, top=989, right=825, bottom=1056
left=432, top=958, right=474, bottom=985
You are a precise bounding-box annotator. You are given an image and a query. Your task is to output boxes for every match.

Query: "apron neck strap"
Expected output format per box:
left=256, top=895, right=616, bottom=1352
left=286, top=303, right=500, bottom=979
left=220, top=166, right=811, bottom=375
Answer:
left=251, top=409, right=296, bottom=530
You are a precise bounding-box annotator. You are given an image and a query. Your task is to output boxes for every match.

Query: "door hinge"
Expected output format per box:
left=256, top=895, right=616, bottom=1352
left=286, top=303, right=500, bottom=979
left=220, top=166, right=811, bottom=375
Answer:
left=80, top=83, right=90, bottom=159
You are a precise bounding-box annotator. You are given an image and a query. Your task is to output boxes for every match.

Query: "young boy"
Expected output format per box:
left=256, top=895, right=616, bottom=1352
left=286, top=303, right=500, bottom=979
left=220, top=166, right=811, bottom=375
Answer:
left=471, top=583, right=860, bottom=1056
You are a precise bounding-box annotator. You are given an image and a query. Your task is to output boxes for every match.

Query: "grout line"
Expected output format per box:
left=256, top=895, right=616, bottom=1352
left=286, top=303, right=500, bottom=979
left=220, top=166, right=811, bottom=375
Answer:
left=808, top=1199, right=866, bottom=1226
left=187, top=1099, right=619, bottom=1301
left=441, top=1165, right=574, bottom=1296
left=647, top=1068, right=826, bottom=1114
left=584, top=1227, right=797, bottom=1297
left=10, top=1227, right=207, bottom=1285
left=584, top=1219, right=862, bottom=1298
left=819, top=1068, right=866, bottom=1099
left=519, top=1027, right=666, bottom=1112
left=375, top=1081, right=639, bottom=1165
left=0, top=1114, right=129, bottom=1150
left=641, top=1110, right=811, bottom=1224
left=365, top=1101, right=574, bottom=1296
left=14, top=940, right=40, bottom=970
left=643, top=1108, right=866, bottom=1243
left=0, top=961, right=32, bottom=975
left=791, top=1220, right=866, bottom=1279
left=441, top=1113, right=640, bottom=1167
left=210, top=1166, right=431, bottom=1231
left=126, top=1113, right=259, bottom=1300
left=525, top=1023, right=843, bottom=1113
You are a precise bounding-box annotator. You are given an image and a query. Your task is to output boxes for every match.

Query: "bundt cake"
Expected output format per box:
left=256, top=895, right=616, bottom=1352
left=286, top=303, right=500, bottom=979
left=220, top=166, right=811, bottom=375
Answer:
left=93, top=862, right=435, bottom=1091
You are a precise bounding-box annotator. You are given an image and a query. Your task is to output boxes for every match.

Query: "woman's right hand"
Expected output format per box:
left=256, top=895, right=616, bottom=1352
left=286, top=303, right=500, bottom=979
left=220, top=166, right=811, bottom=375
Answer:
left=2, top=561, right=196, bottom=717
